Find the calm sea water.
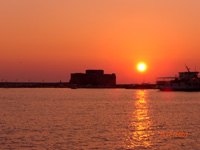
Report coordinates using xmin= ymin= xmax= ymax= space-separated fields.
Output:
xmin=0 ymin=88 xmax=199 ymax=150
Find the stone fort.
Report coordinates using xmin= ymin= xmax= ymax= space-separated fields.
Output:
xmin=69 ymin=70 xmax=116 ymax=87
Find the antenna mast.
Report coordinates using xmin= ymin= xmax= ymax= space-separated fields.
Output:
xmin=185 ymin=64 xmax=190 ymax=72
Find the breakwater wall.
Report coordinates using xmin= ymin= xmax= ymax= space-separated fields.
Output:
xmin=0 ymin=82 xmax=70 ymax=88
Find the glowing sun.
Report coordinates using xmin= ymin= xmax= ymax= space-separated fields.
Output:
xmin=137 ymin=63 xmax=146 ymax=72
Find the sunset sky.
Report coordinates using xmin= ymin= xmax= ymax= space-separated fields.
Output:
xmin=1 ymin=0 xmax=200 ymax=83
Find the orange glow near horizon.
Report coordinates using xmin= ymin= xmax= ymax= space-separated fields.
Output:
xmin=1 ymin=1 xmax=200 ymax=83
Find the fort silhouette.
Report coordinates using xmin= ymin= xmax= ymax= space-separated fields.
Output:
xmin=70 ymin=70 xmax=116 ymax=87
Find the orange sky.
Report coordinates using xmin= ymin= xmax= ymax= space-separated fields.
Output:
xmin=1 ymin=0 xmax=200 ymax=83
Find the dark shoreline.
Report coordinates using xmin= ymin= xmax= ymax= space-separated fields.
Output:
xmin=0 ymin=82 xmax=69 ymax=88
xmin=0 ymin=82 xmax=157 ymax=89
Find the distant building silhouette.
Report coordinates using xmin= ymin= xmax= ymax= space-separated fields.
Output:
xmin=69 ymin=70 xmax=116 ymax=87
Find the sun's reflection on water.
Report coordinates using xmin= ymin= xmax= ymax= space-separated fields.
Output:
xmin=125 ymin=90 xmax=154 ymax=149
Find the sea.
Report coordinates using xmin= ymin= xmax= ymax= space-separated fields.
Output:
xmin=0 ymin=88 xmax=199 ymax=150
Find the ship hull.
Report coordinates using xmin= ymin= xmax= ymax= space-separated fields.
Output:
xmin=158 ymin=85 xmax=200 ymax=91
xmin=159 ymin=87 xmax=200 ymax=91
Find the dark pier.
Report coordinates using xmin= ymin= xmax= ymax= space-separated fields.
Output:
xmin=0 ymin=82 xmax=70 ymax=88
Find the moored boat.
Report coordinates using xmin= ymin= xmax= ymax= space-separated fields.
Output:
xmin=157 ymin=65 xmax=200 ymax=91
